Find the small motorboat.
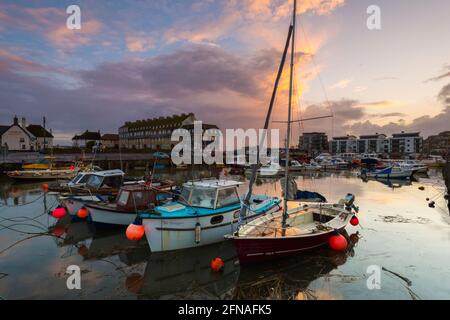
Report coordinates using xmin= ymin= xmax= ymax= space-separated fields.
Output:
xmin=303 ymin=161 xmax=322 ymax=171
xmin=360 ymin=166 xmax=413 ymax=180
xmin=397 ymin=160 xmax=428 ymax=174
xmin=85 ymin=184 xmax=171 ymax=225
xmin=245 ymin=161 xmax=284 ymax=176
xmin=138 ymin=179 xmax=282 ymax=252
xmin=57 ymin=169 xmax=129 ymax=215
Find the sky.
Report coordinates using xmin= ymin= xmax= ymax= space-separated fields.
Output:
xmin=1 ymin=0 xmax=450 ymax=146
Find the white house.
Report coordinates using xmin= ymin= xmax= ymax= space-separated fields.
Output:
xmin=0 ymin=116 xmax=34 ymax=151
xmin=0 ymin=116 xmax=54 ymax=151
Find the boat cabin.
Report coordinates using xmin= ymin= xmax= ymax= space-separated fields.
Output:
xmin=116 ymin=185 xmax=158 ymax=211
xmin=84 ymin=169 xmax=125 ymax=189
xmin=178 ymin=180 xmax=243 ymax=209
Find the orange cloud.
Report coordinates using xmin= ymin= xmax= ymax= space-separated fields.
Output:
xmin=126 ymin=35 xmax=155 ymax=52
xmin=47 ymin=20 xmax=102 ymax=51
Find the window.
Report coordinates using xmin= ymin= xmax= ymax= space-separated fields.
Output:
xmin=117 ymin=190 xmax=130 ymax=206
xmin=190 ymin=188 xmax=216 ymax=208
xmin=20 ymin=138 xmax=25 ymax=143
xmin=216 ymin=188 xmax=240 ymax=208
xmin=211 ymin=215 xmax=224 ymax=225
xmin=86 ymin=175 xmax=103 ymax=188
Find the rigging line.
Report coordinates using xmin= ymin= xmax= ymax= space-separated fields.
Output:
xmin=298 ymin=18 xmax=334 ymax=139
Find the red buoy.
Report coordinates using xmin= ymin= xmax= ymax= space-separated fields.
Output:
xmin=41 ymin=183 xmax=49 ymax=192
xmin=52 ymin=206 xmax=66 ymax=219
xmin=52 ymin=226 xmax=66 ymax=237
xmin=77 ymin=207 xmax=89 ymax=218
xmin=350 ymin=215 xmax=359 ymax=226
xmin=211 ymin=257 xmax=224 ymax=272
xmin=69 ymin=165 xmax=75 ymax=171
xmin=329 ymin=233 xmax=348 ymax=251
xmin=126 ymin=223 xmax=145 ymax=241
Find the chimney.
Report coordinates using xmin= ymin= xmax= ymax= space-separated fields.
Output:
xmin=21 ymin=117 xmax=26 ymax=128
xmin=13 ymin=115 xmax=18 ymax=125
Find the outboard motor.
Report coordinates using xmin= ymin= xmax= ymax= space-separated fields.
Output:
xmin=344 ymin=193 xmax=358 ymax=213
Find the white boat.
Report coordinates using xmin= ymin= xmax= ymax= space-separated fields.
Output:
xmin=397 ymin=160 xmax=428 ymax=174
xmin=421 ymin=155 xmax=446 ymax=166
xmin=303 ymin=161 xmax=322 ymax=171
xmin=360 ymin=166 xmax=413 ymax=179
xmin=246 ymin=161 xmax=284 ymax=176
xmin=58 ymin=169 xmax=127 ymax=216
xmin=139 ymin=179 xmax=282 ymax=252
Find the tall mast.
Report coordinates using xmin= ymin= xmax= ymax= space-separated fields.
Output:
xmin=282 ymin=0 xmax=297 ymax=229
xmin=238 ymin=22 xmax=293 ymax=224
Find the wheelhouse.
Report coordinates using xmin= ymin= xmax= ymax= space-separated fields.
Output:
xmin=178 ymin=180 xmax=242 ymax=210
xmin=85 ymin=169 xmax=125 ymax=189
xmin=116 ymin=185 xmax=158 ymax=211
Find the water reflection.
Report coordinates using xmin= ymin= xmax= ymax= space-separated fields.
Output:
xmin=1 ymin=168 xmax=449 ymax=299
xmin=234 ymin=231 xmax=358 ymax=300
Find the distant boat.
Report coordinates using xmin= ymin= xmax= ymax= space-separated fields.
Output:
xmin=360 ymin=166 xmax=413 ymax=180
xmin=7 ymin=168 xmax=78 ymax=181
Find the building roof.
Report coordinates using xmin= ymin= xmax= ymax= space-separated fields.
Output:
xmin=120 ymin=113 xmax=194 ymax=130
xmin=302 ymin=132 xmax=327 ymax=135
xmin=72 ymin=130 xmax=101 ymax=140
xmin=392 ymin=132 xmax=420 ymax=138
xmin=26 ymin=124 xmax=53 ymax=138
xmin=359 ymin=134 xmax=387 ymax=139
xmin=333 ymin=135 xmax=357 ymax=140
xmin=181 ymin=123 xmax=219 ymax=130
xmin=101 ymin=134 xmax=119 ymax=141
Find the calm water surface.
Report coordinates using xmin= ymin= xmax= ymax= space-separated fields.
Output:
xmin=0 ymin=169 xmax=449 ymax=300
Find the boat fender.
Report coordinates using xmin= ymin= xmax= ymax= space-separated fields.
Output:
xmin=195 ymin=222 xmax=201 ymax=244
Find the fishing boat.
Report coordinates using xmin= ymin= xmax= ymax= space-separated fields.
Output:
xmin=226 ymin=0 xmax=358 ymax=265
xmin=139 ymin=179 xmax=282 ymax=252
xmin=84 ymin=184 xmax=171 ymax=225
xmin=360 ymin=166 xmax=413 ymax=180
xmin=58 ymin=169 xmax=128 ymax=215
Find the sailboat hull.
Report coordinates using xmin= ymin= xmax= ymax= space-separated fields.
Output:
xmin=231 ymin=227 xmax=345 ymax=265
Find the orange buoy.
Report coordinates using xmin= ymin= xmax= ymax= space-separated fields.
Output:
xmin=41 ymin=183 xmax=49 ymax=192
xmin=211 ymin=257 xmax=224 ymax=272
xmin=350 ymin=215 xmax=359 ymax=226
xmin=77 ymin=207 xmax=89 ymax=218
xmin=78 ymin=245 xmax=89 ymax=258
xmin=126 ymin=223 xmax=145 ymax=241
xmin=52 ymin=206 xmax=66 ymax=219
xmin=329 ymin=232 xmax=347 ymax=251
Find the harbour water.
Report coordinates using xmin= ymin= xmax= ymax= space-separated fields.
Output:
xmin=0 ymin=169 xmax=449 ymax=300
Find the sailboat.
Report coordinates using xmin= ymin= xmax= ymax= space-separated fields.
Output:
xmin=226 ymin=0 xmax=359 ymax=265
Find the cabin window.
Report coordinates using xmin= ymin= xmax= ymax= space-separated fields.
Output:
xmin=210 ymin=215 xmax=224 ymax=225
xmin=179 ymin=187 xmax=192 ymax=205
xmin=86 ymin=175 xmax=103 ymax=188
xmin=190 ymin=188 xmax=216 ymax=208
xmin=117 ymin=190 xmax=130 ymax=206
xmin=216 ymin=188 xmax=240 ymax=208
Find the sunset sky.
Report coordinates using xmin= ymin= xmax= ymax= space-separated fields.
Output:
xmin=1 ymin=0 xmax=450 ymax=145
